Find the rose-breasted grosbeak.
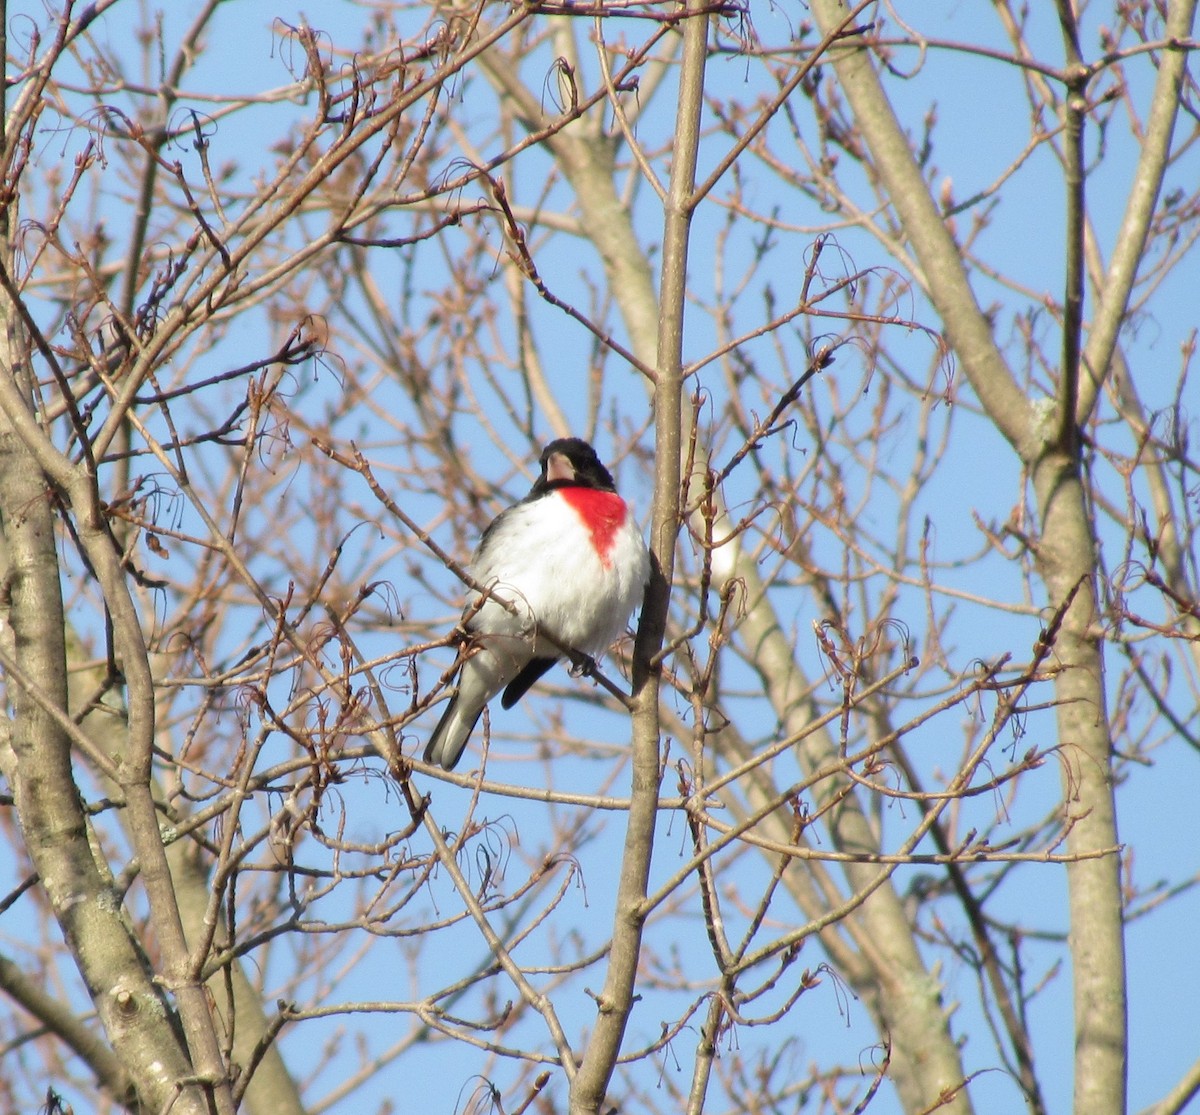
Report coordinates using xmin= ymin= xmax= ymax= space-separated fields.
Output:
xmin=423 ymin=438 xmax=650 ymax=771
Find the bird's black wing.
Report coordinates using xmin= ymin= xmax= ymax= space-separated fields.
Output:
xmin=500 ymin=656 xmax=558 ymax=709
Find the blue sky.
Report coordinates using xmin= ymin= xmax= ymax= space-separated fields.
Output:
xmin=2 ymin=1 xmax=1197 ymax=1113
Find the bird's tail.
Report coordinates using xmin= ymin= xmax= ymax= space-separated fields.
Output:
xmin=423 ymin=693 xmax=483 ymax=771
xmin=423 ymin=640 xmax=527 ymax=771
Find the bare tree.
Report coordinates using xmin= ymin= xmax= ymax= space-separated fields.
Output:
xmin=1 ymin=2 xmax=1197 ymax=1115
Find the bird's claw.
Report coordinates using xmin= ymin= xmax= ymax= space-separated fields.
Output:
xmin=567 ymin=653 xmax=597 ymax=679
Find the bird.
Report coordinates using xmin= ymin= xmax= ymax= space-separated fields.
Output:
xmin=423 ymin=438 xmax=650 ymax=771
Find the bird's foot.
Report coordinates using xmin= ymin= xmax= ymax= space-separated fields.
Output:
xmin=566 ymin=652 xmax=597 ymax=679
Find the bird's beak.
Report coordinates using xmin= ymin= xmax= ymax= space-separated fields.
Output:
xmin=546 ymin=451 xmax=575 ymax=484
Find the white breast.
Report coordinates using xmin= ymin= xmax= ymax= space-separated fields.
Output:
xmin=470 ymin=492 xmax=648 ymax=657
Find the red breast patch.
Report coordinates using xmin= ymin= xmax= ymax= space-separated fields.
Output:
xmin=560 ymin=488 xmax=627 ymax=567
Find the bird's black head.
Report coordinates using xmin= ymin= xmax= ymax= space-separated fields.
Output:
xmin=533 ymin=437 xmax=616 ymax=495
